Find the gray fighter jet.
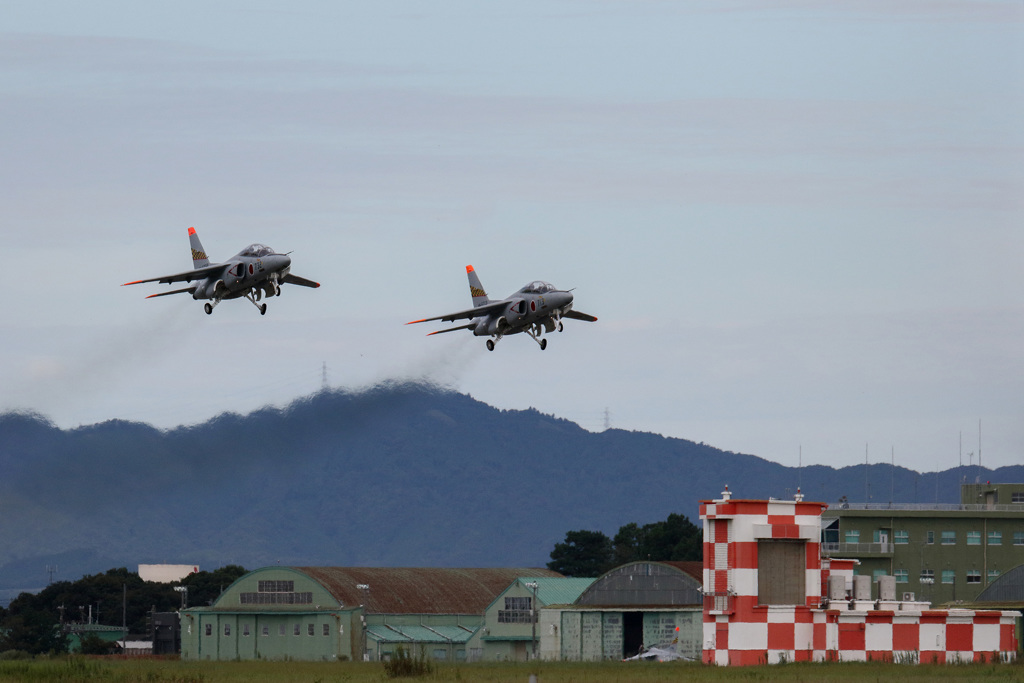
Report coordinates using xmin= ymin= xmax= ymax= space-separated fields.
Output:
xmin=122 ymin=227 xmax=320 ymax=315
xmin=407 ymin=265 xmax=597 ymax=351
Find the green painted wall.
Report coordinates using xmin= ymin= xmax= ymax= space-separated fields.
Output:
xmin=180 ymin=567 xmax=359 ymax=661
xmin=833 ymin=508 xmax=1024 ymax=604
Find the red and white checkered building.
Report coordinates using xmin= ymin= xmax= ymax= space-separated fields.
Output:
xmin=701 ymin=487 xmax=1018 ymax=665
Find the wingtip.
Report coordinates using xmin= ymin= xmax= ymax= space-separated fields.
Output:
xmin=122 ymin=280 xmax=141 ymax=286
xmin=188 ymin=226 xmax=196 ymax=235
xmin=466 ymin=264 xmax=474 ymax=273
xmin=406 ymin=319 xmax=426 ymax=325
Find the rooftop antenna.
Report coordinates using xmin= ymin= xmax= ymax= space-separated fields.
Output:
xmin=890 ymin=446 xmax=895 ymax=505
xmin=864 ymin=443 xmax=870 ymax=502
xmin=978 ymin=418 xmax=982 ymax=467
xmin=798 ymin=445 xmax=802 ymax=491
xmin=46 ymin=565 xmax=57 ymax=585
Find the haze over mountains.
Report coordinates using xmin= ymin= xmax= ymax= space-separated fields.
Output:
xmin=2 ymin=383 xmax=1020 ymax=595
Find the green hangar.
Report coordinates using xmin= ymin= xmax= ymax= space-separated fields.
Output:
xmin=180 ymin=566 xmax=559 ymax=661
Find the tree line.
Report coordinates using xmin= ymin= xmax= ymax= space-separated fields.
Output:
xmin=0 ymin=565 xmax=246 ymax=655
xmin=546 ymin=512 xmax=701 ymax=577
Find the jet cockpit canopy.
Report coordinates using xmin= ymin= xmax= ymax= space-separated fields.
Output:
xmin=520 ymin=281 xmax=556 ymax=294
xmin=241 ymin=244 xmax=274 ymax=257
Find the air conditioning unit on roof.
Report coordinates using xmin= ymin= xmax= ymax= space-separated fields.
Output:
xmin=902 ymin=592 xmax=915 ymax=601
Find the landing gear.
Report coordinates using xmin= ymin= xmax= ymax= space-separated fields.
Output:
xmin=204 ymin=303 xmax=213 ymax=315
xmin=557 ymin=321 xmax=564 ymax=332
xmin=244 ymin=289 xmax=268 ymax=315
xmin=486 ymin=339 xmax=495 ymax=351
xmin=526 ymin=326 xmax=547 ymax=350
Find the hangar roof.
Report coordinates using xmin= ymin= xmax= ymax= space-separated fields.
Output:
xmin=295 ymin=567 xmax=561 ymax=615
xmin=575 ymin=561 xmax=703 ymax=607
xmin=366 ymin=623 xmax=475 ymax=644
xmin=511 ymin=577 xmax=595 ymax=606
xmin=975 ymin=563 xmax=1024 ymax=603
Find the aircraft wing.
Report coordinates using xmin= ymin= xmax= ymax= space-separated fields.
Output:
xmin=426 ymin=323 xmax=476 ymax=336
xmin=145 ymin=286 xmax=197 ymax=299
xmin=122 ymin=263 xmax=224 ymax=286
xmin=407 ymin=300 xmax=508 ymax=325
xmin=282 ymin=273 xmax=321 ymax=288
xmin=564 ymin=309 xmax=598 ymax=322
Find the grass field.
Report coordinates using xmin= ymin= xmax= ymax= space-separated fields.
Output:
xmin=0 ymin=658 xmax=1022 ymax=683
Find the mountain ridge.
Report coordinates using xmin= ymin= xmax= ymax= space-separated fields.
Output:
xmin=2 ymin=382 xmax=1020 ymax=592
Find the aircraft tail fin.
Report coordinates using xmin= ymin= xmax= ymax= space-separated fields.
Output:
xmin=188 ymin=227 xmax=210 ymax=268
xmin=466 ymin=265 xmax=488 ymax=307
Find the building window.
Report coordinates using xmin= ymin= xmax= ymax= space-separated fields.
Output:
xmin=988 ymin=530 xmax=1002 ymax=545
xmin=258 ymin=580 xmax=295 ymax=592
xmin=926 ymin=531 xmax=934 ymax=545
xmin=894 ymin=569 xmax=908 ymax=584
xmin=498 ymin=596 xmax=535 ymax=624
xmin=293 ymin=624 xmax=300 ymax=636
xmin=894 ymin=530 xmax=909 ymax=544
xmin=240 ymin=591 xmax=313 ymax=605
xmin=988 ymin=569 xmax=1000 ymax=582
xmin=323 ymin=623 xmax=330 ymax=636
xmin=845 ymin=530 xmax=860 ymax=544
xmin=242 ymin=623 xmax=250 ymax=636
xmin=942 ymin=570 xmax=955 ymax=584
xmin=279 ymin=624 xmax=285 ymax=636
xmin=757 ymin=540 xmax=806 ymax=605
xmin=433 ymin=649 xmax=448 ymax=661
xmin=920 ymin=569 xmax=934 ymax=584
xmin=1015 ymin=531 xmax=1024 ymax=546
xmin=941 ymin=531 xmax=955 ymax=545
xmin=262 ymin=626 xmax=269 ymax=636
xmin=966 ymin=571 xmax=981 ymax=584
xmin=967 ymin=531 xmax=981 ymax=546
xmin=308 ymin=623 xmax=315 ymax=636
xmin=1012 ymin=492 xmax=1024 ymax=503
xmin=872 ymin=569 xmax=886 ymax=584
xmin=205 ymin=624 xmax=212 ymax=637
xmin=224 ymin=624 xmax=231 ymax=636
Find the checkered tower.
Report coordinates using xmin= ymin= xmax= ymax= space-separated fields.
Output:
xmin=701 ymin=486 xmax=828 ymax=665
xmin=700 ymin=487 xmax=1018 ymax=666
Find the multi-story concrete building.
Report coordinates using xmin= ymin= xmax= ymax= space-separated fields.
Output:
xmin=822 ymin=482 xmax=1024 ymax=605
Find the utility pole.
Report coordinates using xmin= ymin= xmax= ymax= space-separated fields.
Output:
xmin=525 ymin=581 xmax=539 ymax=660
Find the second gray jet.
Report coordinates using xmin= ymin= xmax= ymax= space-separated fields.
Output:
xmin=407 ymin=265 xmax=597 ymax=351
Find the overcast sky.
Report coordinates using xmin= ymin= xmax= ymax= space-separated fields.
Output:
xmin=2 ymin=1 xmax=1022 ymax=474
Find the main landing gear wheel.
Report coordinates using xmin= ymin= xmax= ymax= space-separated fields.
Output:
xmin=204 ymin=303 xmax=213 ymax=315
xmin=540 ymin=338 xmax=547 ymax=350
xmin=260 ymin=303 xmax=267 ymax=315
xmin=486 ymin=339 xmax=495 ymax=351
xmin=557 ymin=321 xmax=564 ymax=332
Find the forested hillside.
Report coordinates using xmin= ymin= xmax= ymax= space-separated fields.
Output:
xmin=2 ymin=383 xmax=1019 ymax=593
